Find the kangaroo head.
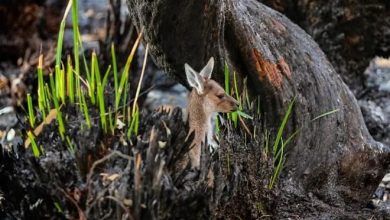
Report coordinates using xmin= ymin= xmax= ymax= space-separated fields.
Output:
xmin=185 ymin=57 xmax=239 ymax=114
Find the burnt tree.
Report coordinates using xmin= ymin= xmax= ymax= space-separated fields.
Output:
xmin=258 ymin=0 xmax=390 ymax=93
xmin=127 ymin=0 xmax=390 ymax=217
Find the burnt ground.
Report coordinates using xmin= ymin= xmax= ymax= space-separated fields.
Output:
xmin=0 ymin=0 xmax=390 ymax=219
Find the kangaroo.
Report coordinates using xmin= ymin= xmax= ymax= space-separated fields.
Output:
xmin=185 ymin=57 xmax=239 ymax=169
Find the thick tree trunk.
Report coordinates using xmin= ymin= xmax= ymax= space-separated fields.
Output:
xmin=127 ymin=0 xmax=390 ymax=216
xmin=258 ymin=0 xmax=390 ymax=94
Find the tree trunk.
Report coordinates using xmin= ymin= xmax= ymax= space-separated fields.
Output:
xmin=257 ymin=0 xmax=390 ymax=94
xmin=127 ymin=0 xmax=390 ymax=217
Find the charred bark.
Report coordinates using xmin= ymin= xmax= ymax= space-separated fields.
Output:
xmin=258 ymin=0 xmax=390 ymax=93
xmin=127 ymin=0 xmax=390 ymax=217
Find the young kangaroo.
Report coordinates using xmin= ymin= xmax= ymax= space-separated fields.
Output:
xmin=185 ymin=57 xmax=239 ymax=169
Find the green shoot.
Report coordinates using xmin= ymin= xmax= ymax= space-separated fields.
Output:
xmin=54 ymin=202 xmax=63 ymax=213
xmin=88 ymin=52 xmax=97 ymax=104
xmin=233 ymin=71 xmax=240 ymax=104
xmin=66 ymin=55 xmax=74 ymax=103
xmin=122 ymin=80 xmax=129 ymax=117
xmin=272 ymin=97 xmax=295 ymax=155
xmin=269 ymin=138 xmax=285 ymax=189
xmin=79 ymin=86 xmax=91 ymax=128
xmin=55 ymin=1 xmax=71 ymax=67
xmin=65 ymin=136 xmax=75 ymax=153
xmin=115 ymin=31 xmax=143 ymax=111
xmin=312 ymin=109 xmax=339 ymax=122
xmin=224 ymin=62 xmax=231 ymax=120
xmin=71 ymin=0 xmax=81 ymax=100
xmin=268 ymin=97 xmax=295 ymax=189
xmin=94 ymin=53 xmax=107 ymax=132
xmin=59 ymin=66 xmax=66 ymax=103
xmin=111 ymin=44 xmax=118 ymax=102
xmin=102 ymin=65 xmax=112 ymax=89
xmin=224 ymin=62 xmax=230 ymax=95
xmin=49 ymin=74 xmax=65 ymax=139
xmin=236 ymin=110 xmax=253 ymax=119
xmin=127 ymin=104 xmax=139 ymax=138
xmin=27 ymin=94 xmax=35 ymax=127
xmin=37 ymin=54 xmax=47 ymax=119
xmin=27 ymin=131 xmax=41 ymax=157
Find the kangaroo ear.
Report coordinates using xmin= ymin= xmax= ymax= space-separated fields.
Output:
xmin=199 ymin=57 xmax=214 ymax=80
xmin=185 ymin=63 xmax=204 ymax=94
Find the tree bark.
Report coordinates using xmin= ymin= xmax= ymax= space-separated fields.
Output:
xmin=257 ymin=0 xmax=390 ymax=94
xmin=127 ymin=0 xmax=390 ymax=216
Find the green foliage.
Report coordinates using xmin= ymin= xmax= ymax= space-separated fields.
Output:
xmin=27 ymin=131 xmax=41 ymax=157
xmin=268 ymin=97 xmax=295 ymax=189
xmin=115 ymin=32 xmax=143 ymax=111
xmin=27 ymin=0 xmax=146 ymax=154
xmin=27 ymin=94 xmax=35 ymax=127
xmin=49 ymin=73 xmax=65 ymax=139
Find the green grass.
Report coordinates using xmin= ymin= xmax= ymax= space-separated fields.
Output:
xmin=267 ymin=100 xmax=339 ymax=189
xmin=221 ymin=63 xmax=298 ymax=189
xmin=26 ymin=0 xmax=145 ymax=156
xmin=268 ymin=98 xmax=295 ymax=189
xmin=223 ymin=63 xmax=253 ymax=128
xmin=49 ymin=73 xmax=65 ymax=139
xmin=27 ymin=131 xmax=41 ymax=157
xmin=27 ymin=93 xmax=35 ymax=127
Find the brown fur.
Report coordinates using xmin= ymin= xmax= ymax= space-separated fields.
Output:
xmin=187 ymin=79 xmax=238 ymax=168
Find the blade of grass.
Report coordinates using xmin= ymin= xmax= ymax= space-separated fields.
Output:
xmin=311 ymin=109 xmax=339 ymax=122
xmin=37 ymin=54 xmax=47 ymax=119
xmin=71 ymin=0 xmax=81 ymax=101
xmin=224 ymin=62 xmax=231 ymax=120
xmin=102 ymin=65 xmax=112 ymax=89
xmin=88 ymin=51 xmax=96 ymax=104
xmin=236 ymin=110 xmax=253 ymax=119
xmin=49 ymin=74 xmax=65 ymax=139
xmin=132 ymin=44 xmax=149 ymax=114
xmin=111 ymin=43 xmax=118 ymax=102
xmin=115 ymin=30 xmax=143 ymax=110
xmin=269 ymin=138 xmax=285 ymax=189
xmin=224 ymin=62 xmax=230 ymax=95
xmin=95 ymin=56 xmax=106 ymax=132
xmin=27 ymin=131 xmax=41 ymax=157
xmin=66 ymin=55 xmax=74 ymax=103
xmin=27 ymin=93 xmax=35 ymax=127
xmin=65 ymin=136 xmax=75 ymax=153
xmin=273 ymin=97 xmax=295 ymax=155
xmin=55 ymin=1 xmax=72 ymax=66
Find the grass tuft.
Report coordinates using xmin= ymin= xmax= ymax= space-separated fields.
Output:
xmin=268 ymin=97 xmax=295 ymax=189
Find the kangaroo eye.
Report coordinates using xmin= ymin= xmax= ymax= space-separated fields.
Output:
xmin=216 ymin=94 xmax=224 ymax=99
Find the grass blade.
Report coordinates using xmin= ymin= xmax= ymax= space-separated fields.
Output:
xmin=115 ymin=30 xmax=143 ymax=111
xmin=311 ymin=109 xmax=339 ymax=122
xmin=273 ymin=97 xmax=295 ymax=155
xmin=27 ymin=93 xmax=35 ymax=127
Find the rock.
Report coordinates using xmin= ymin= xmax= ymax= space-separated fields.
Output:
xmin=364 ymin=57 xmax=390 ymax=91
xmin=0 ymin=106 xmax=17 ymax=129
xmin=359 ymin=100 xmax=388 ymax=142
xmin=144 ymin=84 xmax=188 ymax=111
xmin=383 ymin=173 xmax=390 ymax=183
